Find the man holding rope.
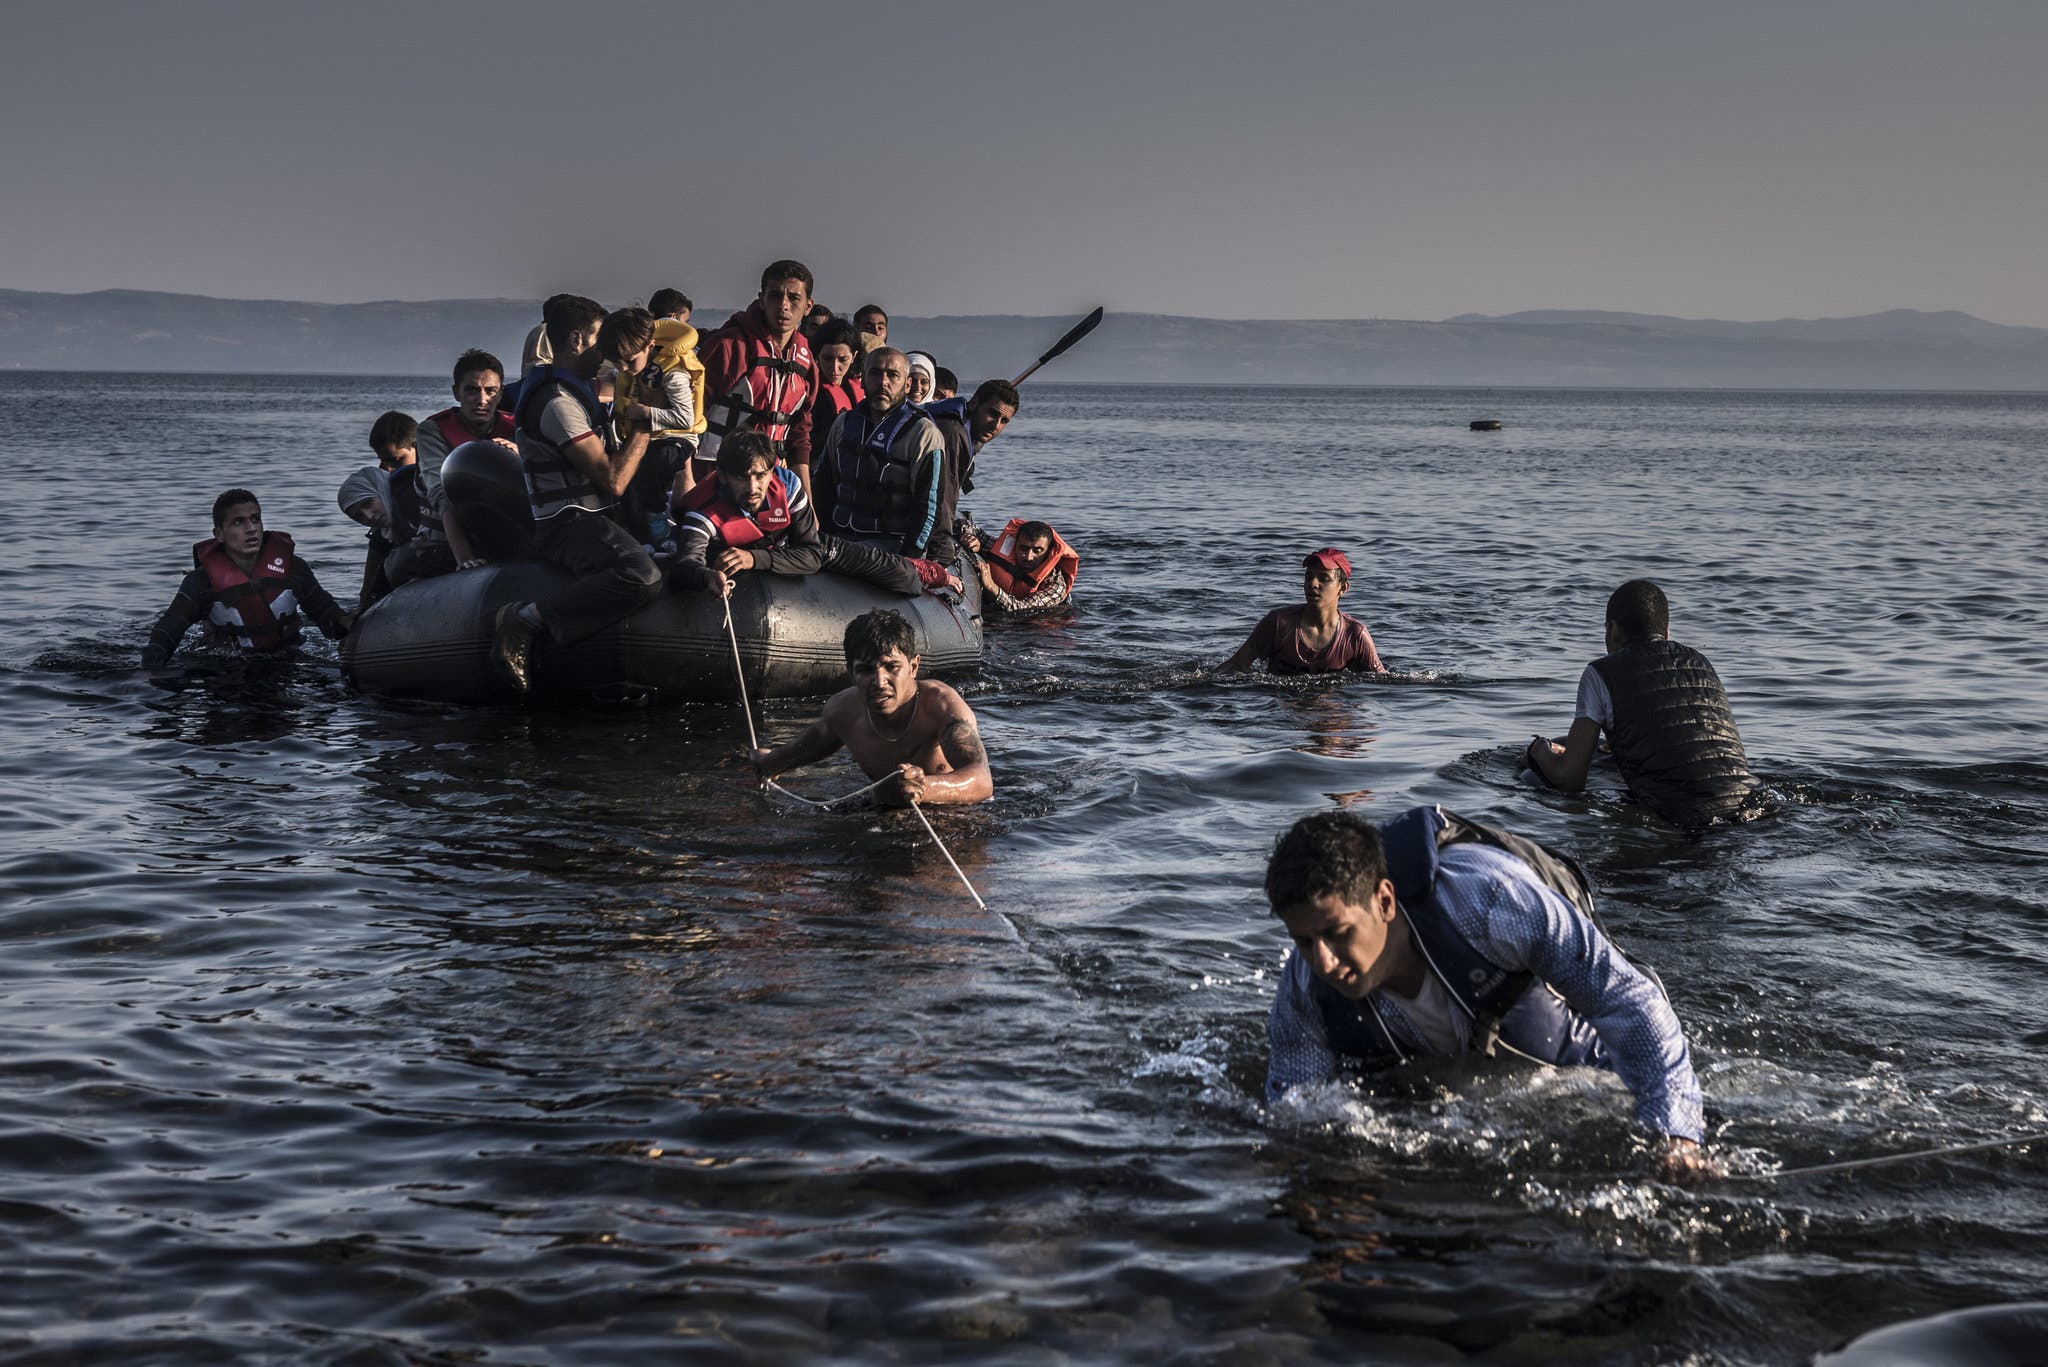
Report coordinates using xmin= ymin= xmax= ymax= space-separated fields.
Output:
xmin=743 ymin=609 xmax=993 ymax=807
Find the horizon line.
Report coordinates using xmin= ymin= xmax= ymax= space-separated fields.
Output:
xmin=3 ymin=284 xmax=2044 ymax=333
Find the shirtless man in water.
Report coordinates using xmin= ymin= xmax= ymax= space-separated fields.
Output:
xmin=744 ymin=608 xmax=993 ymax=807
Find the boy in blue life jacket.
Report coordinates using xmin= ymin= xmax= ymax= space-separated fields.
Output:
xmin=1261 ymin=805 xmax=1719 ymax=1182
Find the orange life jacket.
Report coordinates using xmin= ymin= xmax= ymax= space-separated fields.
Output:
xmin=984 ymin=519 xmax=1078 ymax=600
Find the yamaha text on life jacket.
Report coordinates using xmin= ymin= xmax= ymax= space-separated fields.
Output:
xmin=676 ymin=466 xmax=798 ymax=549
xmin=193 ymin=531 xmax=301 ymax=652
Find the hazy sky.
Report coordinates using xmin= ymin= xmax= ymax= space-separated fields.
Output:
xmin=4 ymin=1 xmax=2044 ymax=323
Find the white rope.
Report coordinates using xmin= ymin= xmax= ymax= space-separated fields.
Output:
xmin=762 ymin=773 xmax=898 ymax=809
xmin=1720 ymin=1128 xmax=2048 ymax=1184
xmin=907 ymin=798 xmax=987 ymax=909
xmin=722 ymin=594 xmax=759 ymax=752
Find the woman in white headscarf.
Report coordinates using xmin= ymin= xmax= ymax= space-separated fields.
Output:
xmin=904 ymin=351 xmax=938 ymax=405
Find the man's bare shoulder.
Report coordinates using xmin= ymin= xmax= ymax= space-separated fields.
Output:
xmin=819 ymin=686 xmax=863 ymax=733
xmin=918 ymin=679 xmax=976 ymax=722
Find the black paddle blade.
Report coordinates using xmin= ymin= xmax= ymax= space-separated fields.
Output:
xmin=1037 ymin=306 xmax=1104 ymax=365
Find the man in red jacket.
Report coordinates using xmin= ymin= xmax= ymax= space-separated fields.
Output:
xmin=696 ymin=260 xmax=821 ymax=498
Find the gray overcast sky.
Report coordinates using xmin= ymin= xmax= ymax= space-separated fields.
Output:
xmin=4 ymin=0 xmax=2044 ymax=323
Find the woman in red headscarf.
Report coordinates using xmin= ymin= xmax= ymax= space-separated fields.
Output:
xmin=1221 ymin=548 xmax=1385 ymax=674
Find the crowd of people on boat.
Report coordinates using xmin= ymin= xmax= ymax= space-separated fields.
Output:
xmin=142 ymin=259 xmax=1775 ymax=1182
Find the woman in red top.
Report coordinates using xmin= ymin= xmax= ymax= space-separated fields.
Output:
xmin=1221 ymin=548 xmax=1385 ymax=675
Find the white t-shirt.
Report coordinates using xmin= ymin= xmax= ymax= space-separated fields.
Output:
xmin=1381 ymin=970 xmax=1462 ymax=1055
xmin=1574 ymin=663 xmax=1614 ymax=730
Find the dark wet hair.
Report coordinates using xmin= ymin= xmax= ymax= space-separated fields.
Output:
xmin=843 ymin=609 xmax=917 ymax=668
xmin=453 ymin=348 xmax=504 ymax=388
xmin=647 ymin=288 xmax=692 ymax=318
xmin=970 ymin=378 xmax=1020 ymax=412
xmin=1016 ymin=520 xmax=1055 ymax=546
xmin=212 ymin=488 xmax=260 ymax=528
xmin=933 ymin=366 xmax=958 ymax=396
xmin=542 ymin=294 xmax=606 ymax=354
xmin=717 ymin=431 xmax=777 ymax=478
xmin=1265 ymin=811 xmax=1390 ymax=913
xmin=598 ymin=307 xmax=656 ymax=365
xmin=853 ymin=303 xmax=887 ymax=328
xmin=760 ymin=260 xmax=814 ymax=297
xmin=1606 ymin=578 xmax=1669 ymax=642
xmin=369 ymin=410 xmax=416 ymax=452
xmin=814 ymin=320 xmax=859 ymax=352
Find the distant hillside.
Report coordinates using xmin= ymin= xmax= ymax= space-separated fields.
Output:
xmin=3 ymin=289 xmax=2046 ymax=389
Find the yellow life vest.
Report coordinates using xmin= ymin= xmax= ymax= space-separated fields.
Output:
xmin=622 ymin=318 xmax=708 ymax=439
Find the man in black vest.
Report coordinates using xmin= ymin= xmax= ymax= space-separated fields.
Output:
xmin=1527 ymin=579 xmax=1761 ymax=827
xmin=812 ymin=347 xmax=957 ymax=565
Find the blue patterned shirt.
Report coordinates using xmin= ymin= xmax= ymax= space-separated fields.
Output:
xmin=1265 ymin=843 xmax=1705 ymax=1141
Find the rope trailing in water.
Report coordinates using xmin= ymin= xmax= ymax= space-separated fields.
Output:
xmin=722 ymin=594 xmax=987 ymax=908
xmin=722 ymin=594 xmax=759 ymax=752
xmin=761 ymin=774 xmax=986 ymax=907
xmin=763 ymin=774 xmax=897 ymax=809
xmin=1721 ymin=1128 xmax=2048 ymax=1184
xmin=906 ymin=799 xmax=988 ymax=910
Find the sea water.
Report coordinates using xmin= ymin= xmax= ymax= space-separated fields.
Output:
xmin=2 ymin=375 xmax=2045 ymax=1363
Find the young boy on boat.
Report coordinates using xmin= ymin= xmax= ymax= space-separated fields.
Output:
xmin=743 ymin=609 xmax=993 ymax=807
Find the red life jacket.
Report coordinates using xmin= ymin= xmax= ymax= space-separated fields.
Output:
xmin=985 ymin=519 xmax=1079 ymax=600
xmin=808 ymin=379 xmax=863 ymax=461
xmin=429 ymin=407 xmax=514 ymax=453
xmin=193 ymin=531 xmax=299 ymax=651
xmin=700 ymin=303 xmax=817 ymax=460
xmin=677 ymin=469 xmax=795 ymax=549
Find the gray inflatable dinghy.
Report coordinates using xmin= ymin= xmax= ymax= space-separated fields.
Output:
xmin=343 ymin=441 xmax=982 ymax=705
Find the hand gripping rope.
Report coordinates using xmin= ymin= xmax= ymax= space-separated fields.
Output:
xmin=723 ymin=596 xmax=986 ymax=909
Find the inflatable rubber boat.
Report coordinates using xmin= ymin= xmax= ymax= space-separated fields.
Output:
xmin=343 ymin=442 xmax=982 ymax=705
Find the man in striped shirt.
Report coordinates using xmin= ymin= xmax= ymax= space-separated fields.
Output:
xmin=1262 ymin=806 xmax=1718 ymax=1182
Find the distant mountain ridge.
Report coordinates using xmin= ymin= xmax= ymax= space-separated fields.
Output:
xmin=3 ymin=288 xmax=2045 ymax=389
xmin=1447 ymin=307 xmax=2048 ymax=348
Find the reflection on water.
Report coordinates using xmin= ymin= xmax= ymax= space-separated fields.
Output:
xmin=2 ymin=376 xmax=2046 ymax=1362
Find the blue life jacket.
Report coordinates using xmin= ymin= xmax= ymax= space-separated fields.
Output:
xmin=922 ymin=395 xmax=977 ymax=493
xmin=1312 ymin=805 xmax=1614 ymax=1073
xmin=825 ymin=398 xmax=937 ymax=542
xmin=920 ymin=395 xmax=968 ymax=425
xmin=514 ymin=364 xmax=615 ymax=519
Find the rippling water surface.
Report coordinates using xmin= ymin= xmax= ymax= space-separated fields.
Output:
xmin=4 ymin=374 xmax=2046 ymax=1363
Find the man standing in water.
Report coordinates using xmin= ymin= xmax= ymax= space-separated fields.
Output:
xmin=1220 ymin=549 xmax=1385 ymax=674
xmin=1261 ymin=806 xmax=1716 ymax=1181
xmin=144 ymin=489 xmax=352 ymax=668
xmin=744 ymin=609 xmax=992 ymax=807
xmin=1526 ymin=579 xmax=1761 ymax=827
